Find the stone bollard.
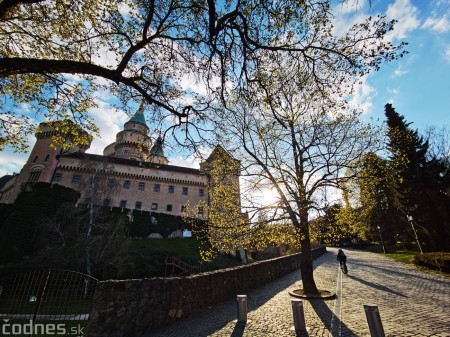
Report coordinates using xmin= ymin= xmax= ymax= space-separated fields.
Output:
xmin=291 ymin=299 xmax=306 ymax=332
xmin=364 ymin=304 xmax=385 ymax=337
xmin=237 ymin=295 xmax=248 ymax=322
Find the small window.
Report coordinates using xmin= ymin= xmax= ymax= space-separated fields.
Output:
xmin=138 ymin=182 xmax=145 ymax=191
xmin=123 ymin=181 xmax=131 ymax=189
xmin=166 ymin=204 xmax=173 ymax=212
xmin=182 ymin=187 xmax=188 ymax=195
xmin=154 ymin=184 xmax=160 ymax=192
xmin=151 ymin=203 xmax=158 ymax=211
xmin=72 ymin=175 xmax=81 ymax=184
xmin=32 ymin=155 xmax=39 ymax=163
xmin=181 ymin=205 xmax=187 ymax=212
xmin=124 ymin=149 xmax=129 ymax=155
xmin=135 ymin=201 xmax=142 ymax=210
xmin=198 ymin=206 xmax=204 ymax=215
xmin=168 ymin=185 xmax=174 ymax=193
xmin=120 ymin=200 xmax=127 ymax=208
xmin=53 ymin=173 xmax=62 ymax=183
xmin=108 ymin=179 xmax=116 ymax=188
xmin=199 ymin=189 xmax=204 ymax=197
xmin=44 ymin=154 xmax=50 ymax=163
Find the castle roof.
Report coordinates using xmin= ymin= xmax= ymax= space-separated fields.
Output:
xmin=150 ymin=137 xmax=166 ymax=158
xmin=127 ymin=111 xmax=148 ymax=127
xmin=58 ymin=152 xmax=200 ymax=175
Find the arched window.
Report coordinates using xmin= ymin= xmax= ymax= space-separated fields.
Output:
xmin=28 ymin=166 xmax=43 ymax=183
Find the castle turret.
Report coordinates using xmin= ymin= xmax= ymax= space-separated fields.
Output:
xmin=148 ymin=136 xmax=169 ymax=165
xmin=105 ymin=104 xmax=152 ymax=161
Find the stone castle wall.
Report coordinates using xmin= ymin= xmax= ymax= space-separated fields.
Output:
xmin=86 ymin=246 xmax=326 ymax=337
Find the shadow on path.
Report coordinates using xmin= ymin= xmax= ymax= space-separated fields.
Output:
xmin=347 ymin=274 xmax=407 ymax=298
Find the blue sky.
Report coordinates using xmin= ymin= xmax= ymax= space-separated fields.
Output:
xmin=0 ymin=0 xmax=449 ymax=177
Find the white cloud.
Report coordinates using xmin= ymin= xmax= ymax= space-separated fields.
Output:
xmin=386 ymin=0 xmax=420 ymax=40
xmin=332 ymin=1 xmax=370 ymax=37
xmin=393 ymin=65 xmax=409 ymax=77
xmin=0 ymin=151 xmax=28 ymax=176
xmin=446 ymin=45 xmax=450 ymax=62
xmin=86 ymin=98 xmax=129 ymax=155
xmin=347 ymin=75 xmax=377 ymax=114
xmin=387 ymin=87 xmax=400 ymax=95
xmin=422 ymin=15 xmax=450 ymax=33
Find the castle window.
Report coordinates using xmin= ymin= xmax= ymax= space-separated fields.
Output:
xmin=199 ymin=189 xmax=204 ymax=197
xmin=72 ymin=175 xmax=81 ymax=184
xmin=138 ymin=182 xmax=145 ymax=191
xmin=120 ymin=200 xmax=127 ymax=208
xmin=181 ymin=205 xmax=186 ymax=212
xmin=32 ymin=156 xmax=39 ymax=163
xmin=168 ymin=185 xmax=174 ymax=193
xmin=108 ymin=179 xmax=116 ymax=188
xmin=151 ymin=203 xmax=158 ymax=210
xmin=135 ymin=201 xmax=142 ymax=210
xmin=44 ymin=154 xmax=50 ymax=163
xmin=154 ymin=184 xmax=160 ymax=192
xmin=166 ymin=204 xmax=172 ymax=212
xmin=53 ymin=173 xmax=62 ymax=183
xmin=182 ymin=187 xmax=188 ymax=195
xmin=124 ymin=149 xmax=129 ymax=155
xmin=28 ymin=168 xmax=42 ymax=183
xmin=123 ymin=180 xmax=131 ymax=189
xmin=198 ymin=207 xmax=204 ymax=215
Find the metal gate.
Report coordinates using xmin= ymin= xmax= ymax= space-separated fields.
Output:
xmin=0 ymin=270 xmax=98 ymax=336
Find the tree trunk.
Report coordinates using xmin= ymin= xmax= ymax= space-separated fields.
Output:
xmin=298 ymin=215 xmax=319 ymax=294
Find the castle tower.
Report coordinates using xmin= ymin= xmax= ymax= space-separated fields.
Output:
xmin=104 ymin=104 xmax=152 ymax=161
xmin=1 ymin=121 xmax=91 ymax=203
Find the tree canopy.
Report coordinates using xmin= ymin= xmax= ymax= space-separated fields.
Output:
xmin=0 ymin=0 xmax=405 ymax=151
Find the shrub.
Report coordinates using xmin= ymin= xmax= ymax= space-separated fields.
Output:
xmin=413 ymin=252 xmax=450 ymax=273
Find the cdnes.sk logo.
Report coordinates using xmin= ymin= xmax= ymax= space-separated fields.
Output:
xmin=1 ymin=319 xmax=84 ymax=336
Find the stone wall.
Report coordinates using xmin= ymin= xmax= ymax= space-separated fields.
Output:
xmin=86 ymin=246 xmax=326 ymax=337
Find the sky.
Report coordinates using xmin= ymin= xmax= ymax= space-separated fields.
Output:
xmin=0 ymin=0 xmax=449 ymax=178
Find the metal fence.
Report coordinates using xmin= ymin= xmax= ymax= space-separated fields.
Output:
xmin=0 ymin=270 xmax=98 ymax=336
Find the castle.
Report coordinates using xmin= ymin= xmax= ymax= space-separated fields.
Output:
xmin=0 ymin=109 xmax=241 ymax=217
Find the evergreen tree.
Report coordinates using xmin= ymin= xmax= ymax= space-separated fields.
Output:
xmin=385 ymin=104 xmax=450 ymax=251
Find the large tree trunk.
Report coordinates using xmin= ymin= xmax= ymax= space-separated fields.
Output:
xmin=298 ymin=215 xmax=319 ymax=294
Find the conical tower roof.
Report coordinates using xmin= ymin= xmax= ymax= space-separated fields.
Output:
xmin=150 ymin=136 xmax=166 ymax=157
xmin=127 ymin=102 xmax=148 ymax=127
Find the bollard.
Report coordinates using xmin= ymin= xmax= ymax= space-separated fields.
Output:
xmin=364 ymin=305 xmax=385 ymax=337
xmin=291 ymin=299 xmax=306 ymax=332
xmin=236 ymin=295 xmax=248 ymax=322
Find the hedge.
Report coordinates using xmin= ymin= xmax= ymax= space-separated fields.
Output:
xmin=413 ymin=252 xmax=450 ymax=273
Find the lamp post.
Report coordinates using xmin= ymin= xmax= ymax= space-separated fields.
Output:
xmin=407 ymin=215 xmax=423 ymax=254
xmin=376 ymin=225 xmax=387 ymax=254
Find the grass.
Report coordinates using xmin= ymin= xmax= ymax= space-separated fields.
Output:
xmin=364 ymin=244 xmax=417 ymax=265
xmin=128 ymin=237 xmax=202 ymax=261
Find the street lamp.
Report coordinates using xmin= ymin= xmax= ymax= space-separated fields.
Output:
xmin=407 ymin=215 xmax=423 ymax=254
xmin=376 ymin=225 xmax=387 ymax=254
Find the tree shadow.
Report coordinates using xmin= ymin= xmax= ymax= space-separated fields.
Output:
xmin=347 ymin=274 xmax=407 ymax=297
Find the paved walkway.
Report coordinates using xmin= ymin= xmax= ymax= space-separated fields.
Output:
xmin=142 ymin=247 xmax=450 ymax=337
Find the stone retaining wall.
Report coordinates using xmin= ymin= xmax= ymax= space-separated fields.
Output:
xmin=86 ymin=246 xmax=326 ymax=337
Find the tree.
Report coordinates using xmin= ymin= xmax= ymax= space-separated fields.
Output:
xmin=213 ymin=59 xmax=388 ymax=294
xmin=72 ymin=156 xmax=128 ymax=278
xmin=0 ymin=0 xmax=405 ymax=151
xmin=385 ymin=104 xmax=450 ymax=251
xmin=356 ymin=153 xmax=407 ymax=245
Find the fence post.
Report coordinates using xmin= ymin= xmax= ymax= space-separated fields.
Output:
xmin=364 ymin=304 xmax=385 ymax=337
xmin=291 ymin=299 xmax=306 ymax=332
xmin=237 ymin=295 xmax=248 ymax=322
